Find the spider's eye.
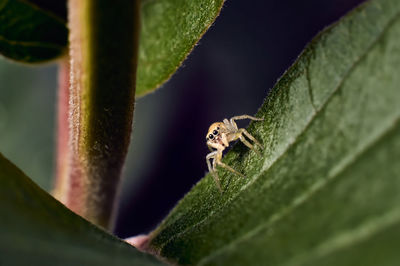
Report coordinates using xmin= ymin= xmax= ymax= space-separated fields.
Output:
xmin=217 ymin=127 xmax=220 ymax=130
xmin=209 ymin=134 xmax=214 ymax=139
xmin=213 ymin=130 xmax=218 ymax=135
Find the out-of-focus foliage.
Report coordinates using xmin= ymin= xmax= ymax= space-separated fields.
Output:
xmin=0 ymin=0 xmax=225 ymax=96
xmin=0 ymin=152 xmax=164 ymax=266
xmin=0 ymin=0 xmax=67 ymax=62
xmin=0 ymin=61 xmax=56 ymax=190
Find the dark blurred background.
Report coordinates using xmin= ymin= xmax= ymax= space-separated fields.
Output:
xmin=0 ymin=0 xmax=366 ymax=238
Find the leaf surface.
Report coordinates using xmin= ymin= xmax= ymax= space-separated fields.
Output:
xmin=0 ymin=0 xmax=68 ymax=63
xmin=136 ymin=0 xmax=224 ymax=95
xmin=147 ymin=0 xmax=400 ymax=265
xmin=0 ymin=152 xmax=164 ymax=266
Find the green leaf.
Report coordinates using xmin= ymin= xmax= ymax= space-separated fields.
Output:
xmin=147 ymin=0 xmax=400 ymax=265
xmin=0 ymin=152 xmax=164 ymax=265
xmin=0 ymin=0 xmax=68 ymax=63
xmin=136 ymin=0 xmax=225 ymax=96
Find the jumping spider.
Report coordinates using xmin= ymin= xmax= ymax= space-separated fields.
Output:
xmin=206 ymin=115 xmax=263 ymax=192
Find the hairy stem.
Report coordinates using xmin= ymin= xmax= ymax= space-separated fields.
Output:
xmin=53 ymin=59 xmax=70 ymax=202
xmin=60 ymin=0 xmax=140 ymax=229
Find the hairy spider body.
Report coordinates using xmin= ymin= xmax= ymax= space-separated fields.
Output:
xmin=206 ymin=115 xmax=263 ymax=192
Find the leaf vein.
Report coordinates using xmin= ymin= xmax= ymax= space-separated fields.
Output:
xmin=305 ymin=56 xmax=317 ymax=112
xmin=284 ymin=208 xmax=400 ymax=266
xmin=0 ymin=35 xmax=65 ymax=50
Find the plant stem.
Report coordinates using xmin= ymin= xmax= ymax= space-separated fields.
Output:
xmin=53 ymin=59 xmax=70 ymax=202
xmin=60 ymin=0 xmax=140 ymax=229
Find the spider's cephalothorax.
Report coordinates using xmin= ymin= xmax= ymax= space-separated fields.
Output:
xmin=206 ymin=115 xmax=263 ymax=192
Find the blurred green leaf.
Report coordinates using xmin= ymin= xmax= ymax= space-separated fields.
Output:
xmin=0 ymin=0 xmax=68 ymax=63
xmin=0 ymin=0 xmax=225 ymax=93
xmin=0 ymin=152 xmax=164 ymax=265
xmin=136 ymin=0 xmax=225 ymax=95
xmin=148 ymin=0 xmax=400 ymax=265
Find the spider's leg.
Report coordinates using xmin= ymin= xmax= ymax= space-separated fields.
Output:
xmin=229 ymin=115 xmax=263 ymax=131
xmin=230 ymin=115 xmax=263 ymax=122
xmin=207 ymin=144 xmax=214 ymax=152
xmin=206 ymin=151 xmax=216 ymax=173
xmin=240 ymin=128 xmax=263 ymax=149
xmin=229 ymin=115 xmax=263 ymax=130
xmin=216 ymin=160 xmax=246 ymax=178
xmin=239 ymin=133 xmax=261 ymax=156
xmin=206 ymin=151 xmax=222 ymax=192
